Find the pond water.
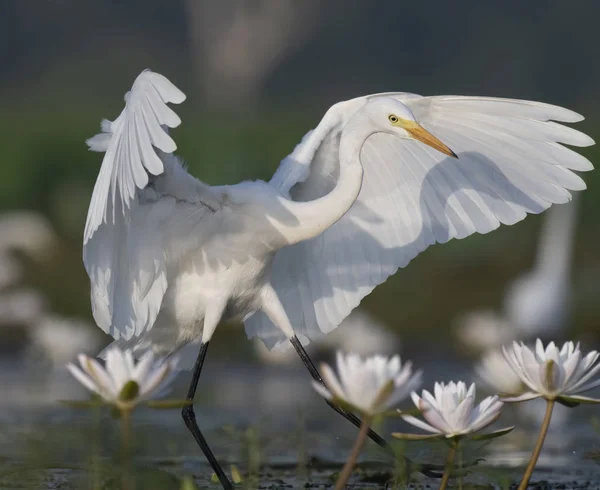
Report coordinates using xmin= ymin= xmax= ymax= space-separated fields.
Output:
xmin=1 ymin=353 xmax=599 ymax=489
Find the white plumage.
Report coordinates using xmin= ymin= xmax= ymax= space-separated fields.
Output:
xmin=83 ymin=69 xmax=594 ymax=362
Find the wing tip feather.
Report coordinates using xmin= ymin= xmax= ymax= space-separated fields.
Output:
xmin=432 ymin=95 xmax=587 ymax=123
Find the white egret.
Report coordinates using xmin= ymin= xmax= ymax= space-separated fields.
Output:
xmin=83 ymin=70 xmax=593 ymax=489
xmin=0 ymin=211 xmax=58 ymax=260
xmin=504 ymin=195 xmax=579 ymax=338
xmin=28 ymin=315 xmax=100 ymax=369
xmin=0 ymin=252 xmax=22 ymax=289
xmin=456 ymin=195 xmax=580 ymax=352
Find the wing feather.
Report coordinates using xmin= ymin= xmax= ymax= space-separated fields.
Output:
xmin=83 ymin=70 xmax=221 ymax=341
xmin=245 ymin=94 xmax=594 ymax=350
xmin=84 ymin=69 xmax=185 ymax=243
xmin=406 ymin=96 xmax=584 ymax=122
xmin=84 ymin=155 xmax=219 ymax=341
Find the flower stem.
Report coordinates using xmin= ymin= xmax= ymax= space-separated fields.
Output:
xmin=91 ymin=405 xmax=101 ymax=490
xmin=121 ymin=409 xmax=134 ymax=490
xmin=334 ymin=414 xmax=372 ymax=490
xmin=518 ymin=399 xmax=555 ymax=490
xmin=458 ymin=443 xmax=463 ymax=490
xmin=438 ymin=440 xmax=458 ymax=490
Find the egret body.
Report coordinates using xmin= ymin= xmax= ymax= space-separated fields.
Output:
xmin=83 ymin=70 xmax=593 ymax=489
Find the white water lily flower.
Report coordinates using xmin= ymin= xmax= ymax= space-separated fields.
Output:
xmin=501 ymin=340 xmax=600 ymax=405
xmin=312 ymin=352 xmax=422 ymax=416
xmin=399 ymin=381 xmax=511 ymax=440
xmin=476 ymin=350 xmax=525 ymax=396
xmin=67 ymin=347 xmax=178 ymax=410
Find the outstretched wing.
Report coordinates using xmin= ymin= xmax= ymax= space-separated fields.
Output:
xmin=84 ymin=69 xmax=186 ymax=243
xmin=83 ymin=70 xmax=219 ymax=342
xmin=245 ymin=94 xmax=594 ymax=350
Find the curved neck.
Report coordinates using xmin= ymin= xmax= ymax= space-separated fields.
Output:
xmin=277 ymin=115 xmax=373 ymax=245
xmin=535 ymin=195 xmax=579 ymax=280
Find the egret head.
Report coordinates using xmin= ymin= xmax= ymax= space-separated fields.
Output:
xmin=365 ymin=98 xmax=457 ymax=158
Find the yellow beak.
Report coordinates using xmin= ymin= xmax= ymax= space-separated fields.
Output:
xmin=397 ymin=120 xmax=458 ymax=159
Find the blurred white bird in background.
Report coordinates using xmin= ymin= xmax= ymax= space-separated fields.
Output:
xmin=0 ymin=252 xmax=23 ymax=289
xmin=17 ymin=315 xmax=103 ymax=407
xmin=0 ymin=217 xmax=100 ymax=354
xmin=0 ymin=289 xmax=47 ymax=328
xmin=26 ymin=315 xmax=100 ymax=369
xmin=0 ymin=211 xmax=58 ymax=261
xmin=0 ymin=211 xmax=58 ymax=308
xmin=455 ymin=195 xmax=580 ymax=352
xmin=0 ymin=212 xmax=56 ymax=337
xmin=0 ymin=211 xmax=101 ymax=408
xmin=82 ymin=69 xmax=593 ymax=489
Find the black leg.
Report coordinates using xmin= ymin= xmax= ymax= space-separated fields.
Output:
xmin=289 ymin=336 xmax=454 ymax=478
xmin=289 ymin=336 xmax=390 ymax=447
xmin=182 ymin=342 xmax=233 ymax=490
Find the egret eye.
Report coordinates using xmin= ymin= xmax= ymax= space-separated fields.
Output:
xmin=388 ymin=114 xmax=399 ymax=124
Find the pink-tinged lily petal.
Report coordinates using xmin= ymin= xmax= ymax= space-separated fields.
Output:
xmin=440 ymin=384 xmax=455 ymax=416
xmin=466 ymin=383 xmax=476 ymax=399
xmin=320 ymin=363 xmax=346 ymax=401
xmin=466 ymin=396 xmax=502 ymax=433
xmin=312 ymin=381 xmax=333 ymax=401
xmin=393 ymin=363 xmax=413 ymax=387
xmin=521 ymin=343 xmax=538 ymax=368
xmin=335 ymin=352 xmax=351 ymax=394
xmin=449 ymin=391 xmax=474 ymax=432
xmin=387 ymin=356 xmax=401 ymax=376
xmin=468 ymin=408 xmax=501 ymax=434
xmin=433 ymin=383 xmax=444 ymax=407
xmin=132 ymin=351 xmax=155 ymax=384
xmin=138 ymin=361 xmax=173 ymax=398
xmin=337 ymin=353 xmax=364 ymax=408
xmin=67 ymin=363 xmax=102 ymax=396
xmin=476 ymin=394 xmax=499 ymax=414
xmin=545 ymin=342 xmax=560 ymax=363
xmin=410 ymin=391 xmax=422 ymax=408
xmin=78 ymin=354 xmax=116 ymax=397
xmin=421 ymin=404 xmax=452 ymax=434
xmin=581 ymin=351 xmax=600 ymax=371
xmin=401 ymin=414 xmax=441 ymax=434
xmin=385 ymin=372 xmax=422 ymax=410
xmin=559 ymin=341 xmax=575 ymax=357
xmin=421 ymin=389 xmax=438 ymax=410
xmin=561 ymin=349 xmax=581 ymax=386
xmin=105 ymin=348 xmax=131 ymax=391
xmin=150 ymin=360 xmax=180 ymax=399
xmin=571 ymin=377 xmax=600 ymax=394
xmin=566 ymin=362 xmax=600 ymax=393
xmin=535 ymin=339 xmax=545 ymax=362
xmin=503 ymin=345 xmax=538 ymax=393
xmin=124 ymin=350 xmax=136 ymax=375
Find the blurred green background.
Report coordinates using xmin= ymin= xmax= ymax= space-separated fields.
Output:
xmin=0 ymin=0 xmax=599 ymax=355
